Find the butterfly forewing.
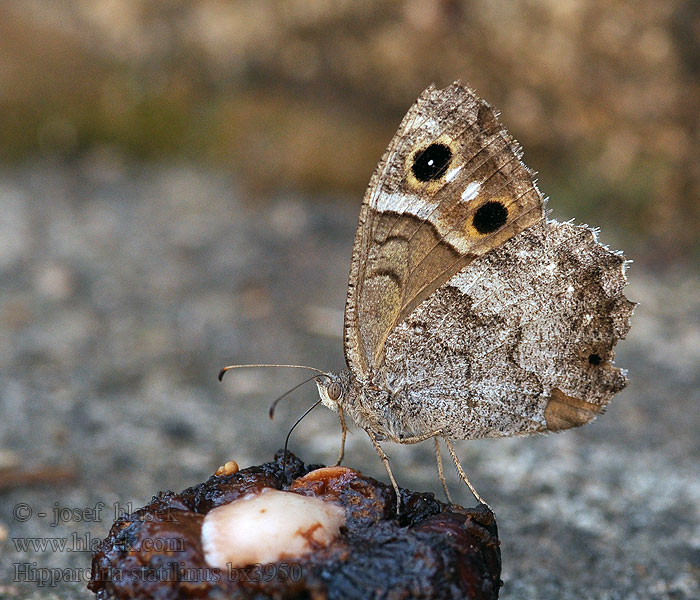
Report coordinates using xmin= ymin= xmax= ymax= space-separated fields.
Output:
xmin=344 ymin=83 xmax=544 ymax=377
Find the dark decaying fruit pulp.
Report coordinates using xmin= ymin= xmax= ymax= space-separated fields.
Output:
xmin=89 ymin=451 xmax=501 ymax=599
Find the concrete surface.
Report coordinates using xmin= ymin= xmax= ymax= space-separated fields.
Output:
xmin=0 ymin=162 xmax=698 ymax=599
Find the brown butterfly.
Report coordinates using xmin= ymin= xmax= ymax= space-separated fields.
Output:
xmin=221 ymin=82 xmax=634 ymax=506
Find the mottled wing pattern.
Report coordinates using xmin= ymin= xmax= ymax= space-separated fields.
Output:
xmin=377 ymin=221 xmax=635 ymax=440
xmin=344 ymin=83 xmax=545 ymax=379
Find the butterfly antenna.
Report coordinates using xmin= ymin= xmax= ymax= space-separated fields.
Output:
xmin=218 ymin=363 xmax=328 ymax=382
xmin=268 ymin=374 xmax=322 ymax=420
xmin=282 ymin=399 xmax=322 ymax=480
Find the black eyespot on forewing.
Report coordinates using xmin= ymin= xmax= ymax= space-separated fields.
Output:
xmin=411 ymin=143 xmax=452 ymax=182
xmin=588 ymin=353 xmax=602 ymax=365
xmin=473 ymin=201 xmax=508 ymax=234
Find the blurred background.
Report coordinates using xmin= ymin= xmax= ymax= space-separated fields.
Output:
xmin=2 ymin=0 xmax=699 ymax=261
xmin=0 ymin=2 xmax=698 ymax=599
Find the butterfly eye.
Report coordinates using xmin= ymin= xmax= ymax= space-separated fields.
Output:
xmin=411 ymin=143 xmax=452 ymax=182
xmin=588 ymin=353 xmax=602 ymax=365
xmin=327 ymin=382 xmax=342 ymax=401
xmin=472 ymin=200 xmax=508 ymax=234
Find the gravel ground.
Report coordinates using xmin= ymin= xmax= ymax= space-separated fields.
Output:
xmin=0 ymin=161 xmax=698 ymax=599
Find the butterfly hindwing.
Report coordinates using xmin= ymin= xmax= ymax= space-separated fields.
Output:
xmin=377 ymin=220 xmax=634 ymax=440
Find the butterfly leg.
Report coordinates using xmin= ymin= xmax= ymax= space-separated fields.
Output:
xmin=396 ymin=430 xmax=443 ymax=445
xmin=334 ymin=405 xmax=347 ymax=466
xmin=434 ymin=437 xmax=454 ymax=504
xmin=443 ymin=437 xmax=489 ymax=507
xmin=365 ymin=429 xmax=402 ymax=515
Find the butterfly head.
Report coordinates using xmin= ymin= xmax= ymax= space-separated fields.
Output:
xmin=315 ymin=371 xmax=353 ymax=412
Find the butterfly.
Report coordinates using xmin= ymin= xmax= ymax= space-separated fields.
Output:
xmin=221 ymin=82 xmax=634 ymax=506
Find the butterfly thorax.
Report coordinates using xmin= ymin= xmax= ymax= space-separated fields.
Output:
xmin=317 ymin=369 xmax=397 ymax=440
